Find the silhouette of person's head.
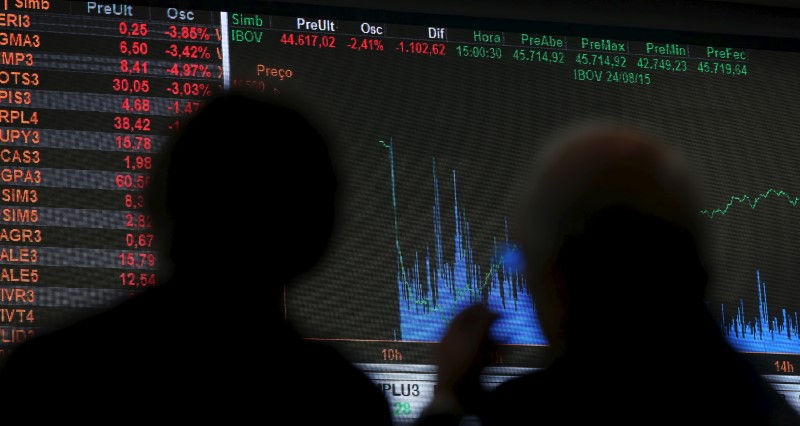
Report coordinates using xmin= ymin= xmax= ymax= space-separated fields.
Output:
xmin=148 ymin=91 xmax=337 ymax=302
xmin=515 ymin=126 xmax=708 ymax=354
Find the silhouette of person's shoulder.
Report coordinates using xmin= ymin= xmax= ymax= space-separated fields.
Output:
xmin=479 ymin=333 xmax=799 ymax=425
xmin=0 ymin=283 xmax=193 ymax=417
xmin=279 ymin=322 xmax=393 ymax=424
xmin=0 ymin=91 xmax=393 ymax=423
xmin=0 ymin=275 xmax=271 ymax=421
xmin=5 ymin=280 xmax=188 ymax=362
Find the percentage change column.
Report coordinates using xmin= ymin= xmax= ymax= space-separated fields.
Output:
xmin=159 ymin=6 xmax=222 ymax=131
xmin=114 ymin=6 xmax=222 ymax=293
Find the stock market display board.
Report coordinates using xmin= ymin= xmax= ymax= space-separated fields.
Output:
xmin=1 ymin=1 xmax=799 ymax=422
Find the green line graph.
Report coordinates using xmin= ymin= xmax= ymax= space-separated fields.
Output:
xmin=700 ymin=188 xmax=800 ymax=219
xmin=380 ymin=139 xmax=520 ymax=314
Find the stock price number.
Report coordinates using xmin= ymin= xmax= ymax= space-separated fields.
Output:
xmin=280 ymin=33 xmax=336 ymax=48
xmin=112 ymin=78 xmax=150 ymax=94
xmin=393 ymin=402 xmax=412 ymax=416
xmin=113 ymin=116 xmax=151 ymax=132
xmin=636 ymin=57 xmax=687 ymax=72
xmin=125 ymin=233 xmax=154 ymax=249
xmin=119 ymin=252 xmax=156 ymax=268
xmin=116 ymin=135 xmax=152 ymax=151
xmin=119 ymin=60 xmax=148 ymax=74
xmin=118 ymin=22 xmax=148 ymax=37
xmin=115 ymin=173 xmax=151 ymax=190
xmin=123 ymin=193 xmax=145 ymax=210
xmin=697 ymin=61 xmax=748 ymax=76
xmin=123 ymin=155 xmax=152 ymax=171
xmin=575 ymin=53 xmax=626 ymax=68
xmin=125 ymin=214 xmax=153 ymax=229
xmin=121 ymin=98 xmax=150 ymax=112
xmin=512 ymin=49 xmax=564 ymax=63
xmin=119 ymin=272 xmax=157 ymax=288
xmin=119 ymin=40 xmax=148 ymax=56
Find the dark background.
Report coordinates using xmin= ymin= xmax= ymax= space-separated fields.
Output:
xmin=218 ymin=2 xmax=800 ymax=361
xmin=6 ymin=0 xmax=798 ymax=370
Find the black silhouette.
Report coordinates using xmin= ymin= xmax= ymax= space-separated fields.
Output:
xmin=0 ymin=91 xmax=393 ymax=424
xmin=416 ymin=126 xmax=800 ymax=425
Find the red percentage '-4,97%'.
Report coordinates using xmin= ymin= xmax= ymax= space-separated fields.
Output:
xmin=166 ymin=63 xmax=211 ymax=77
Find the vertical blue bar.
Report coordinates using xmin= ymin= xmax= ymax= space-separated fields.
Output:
xmin=722 ymin=270 xmax=800 ymax=353
xmin=220 ymin=11 xmax=231 ymax=90
xmin=388 ymin=140 xmax=547 ymax=345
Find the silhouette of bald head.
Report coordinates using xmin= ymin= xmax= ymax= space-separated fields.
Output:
xmin=515 ymin=126 xmax=707 ymax=350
